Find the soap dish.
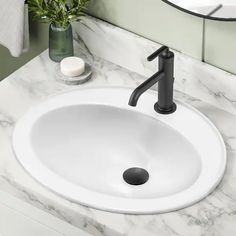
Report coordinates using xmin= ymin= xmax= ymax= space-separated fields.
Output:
xmin=59 ymin=63 xmax=92 ymax=85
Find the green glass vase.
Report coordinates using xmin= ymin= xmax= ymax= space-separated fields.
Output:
xmin=49 ymin=23 xmax=74 ymax=62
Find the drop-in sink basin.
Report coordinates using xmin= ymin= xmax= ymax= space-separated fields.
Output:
xmin=13 ymin=87 xmax=226 ymax=214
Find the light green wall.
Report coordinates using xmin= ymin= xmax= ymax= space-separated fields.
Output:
xmin=205 ymin=20 xmax=236 ymax=74
xmin=0 ymin=18 xmax=48 ymax=81
xmin=87 ymin=0 xmax=204 ymax=60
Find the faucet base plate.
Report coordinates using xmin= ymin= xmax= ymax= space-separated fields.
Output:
xmin=154 ymin=102 xmax=177 ymax=115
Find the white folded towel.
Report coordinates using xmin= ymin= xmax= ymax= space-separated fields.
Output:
xmin=0 ymin=0 xmax=29 ymax=57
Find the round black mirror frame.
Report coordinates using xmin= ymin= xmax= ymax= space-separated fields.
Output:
xmin=161 ymin=0 xmax=236 ymax=21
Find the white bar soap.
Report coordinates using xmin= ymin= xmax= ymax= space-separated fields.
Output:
xmin=60 ymin=57 xmax=85 ymax=77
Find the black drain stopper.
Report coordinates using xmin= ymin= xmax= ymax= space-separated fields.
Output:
xmin=123 ymin=167 xmax=149 ymax=186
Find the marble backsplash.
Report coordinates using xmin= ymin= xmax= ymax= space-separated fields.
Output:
xmin=73 ymin=15 xmax=236 ymax=115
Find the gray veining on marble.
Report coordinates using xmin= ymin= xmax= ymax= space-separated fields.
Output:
xmin=0 ymin=19 xmax=236 ymax=236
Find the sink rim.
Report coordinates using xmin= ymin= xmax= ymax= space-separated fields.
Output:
xmin=12 ymin=86 xmax=227 ymax=214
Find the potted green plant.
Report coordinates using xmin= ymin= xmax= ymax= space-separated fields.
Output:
xmin=28 ymin=0 xmax=90 ymax=62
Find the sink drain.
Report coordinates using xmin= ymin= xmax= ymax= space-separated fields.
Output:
xmin=123 ymin=167 xmax=149 ymax=186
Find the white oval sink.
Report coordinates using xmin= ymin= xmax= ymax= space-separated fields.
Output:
xmin=13 ymin=87 xmax=226 ymax=214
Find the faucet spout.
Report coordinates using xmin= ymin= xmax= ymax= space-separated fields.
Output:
xmin=128 ymin=71 xmax=165 ymax=107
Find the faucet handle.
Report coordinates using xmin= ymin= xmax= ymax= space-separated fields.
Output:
xmin=147 ymin=46 xmax=169 ymax=61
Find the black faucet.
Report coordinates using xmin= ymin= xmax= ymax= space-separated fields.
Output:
xmin=128 ymin=46 xmax=177 ymax=114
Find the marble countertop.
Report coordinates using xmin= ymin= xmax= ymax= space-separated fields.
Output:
xmin=0 ymin=42 xmax=236 ymax=236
